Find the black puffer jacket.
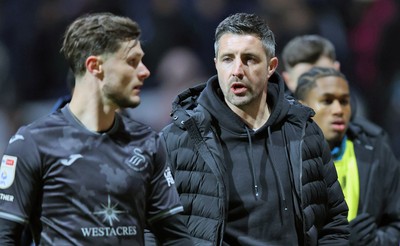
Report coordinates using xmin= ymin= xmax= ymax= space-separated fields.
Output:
xmin=347 ymin=117 xmax=400 ymax=245
xmin=161 ymin=73 xmax=349 ymax=245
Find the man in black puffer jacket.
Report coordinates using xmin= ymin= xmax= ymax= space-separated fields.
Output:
xmin=158 ymin=13 xmax=349 ymax=245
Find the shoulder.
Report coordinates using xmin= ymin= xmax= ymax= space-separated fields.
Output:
xmin=163 ymin=103 xmax=210 ymax=133
xmin=117 ymin=113 xmax=163 ymax=149
xmin=348 ymin=116 xmax=393 ymax=150
xmin=10 ymin=111 xmax=66 ymax=142
xmin=284 ymin=96 xmax=322 ymax=139
xmin=349 ymin=116 xmax=387 ymax=138
xmin=119 ymin=113 xmax=156 ymax=135
xmin=2 ymin=115 xmax=61 ymax=170
xmin=161 ymin=106 xmax=213 ymax=155
xmin=305 ymin=122 xmax=330 ymax=156
xmin=26 ymin=110 xmax=66 ymax=129
xmin=285 ymin=95 xmax=316 ymax=124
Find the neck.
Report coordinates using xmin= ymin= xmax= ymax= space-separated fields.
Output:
xmin=330 ymin=136 xmax=347 ymax=160
xmin=245 ymin=106 xmax=270 ymax=129
xmin=229 ymin=94 xmax=270 ymax=129
xmin=69 ymin=77 xmax=117 ymax=132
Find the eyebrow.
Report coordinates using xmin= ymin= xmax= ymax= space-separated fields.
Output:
xmin=123 ymin=47 xmax=144 ymax=60
xmin=319 ymin=92 xmax=350 ymax=98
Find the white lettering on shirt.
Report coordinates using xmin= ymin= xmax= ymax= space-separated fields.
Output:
xmin=0 ymin=192 xmax=14 ymax=202
xmin=81 ymin=226 xmax=137 ymax=237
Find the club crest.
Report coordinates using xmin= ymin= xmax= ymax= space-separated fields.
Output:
xmin=126 ymin=148 xmax=148 ymax=172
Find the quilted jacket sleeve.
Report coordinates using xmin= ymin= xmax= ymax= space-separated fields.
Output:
xmin=312 ymin=123 xmax=350 ymax=245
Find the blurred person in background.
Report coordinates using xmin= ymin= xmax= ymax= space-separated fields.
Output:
xmin=281 ymin=34 xmax=390 ymax=145
xmin=295 ymin=67 xmax=400 ymax=246
xmin=281 ymin=35 xmax=342 ymax=96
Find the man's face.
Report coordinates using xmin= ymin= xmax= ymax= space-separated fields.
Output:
xmin=101 ymin=40 xmax=150 ymax=108
xmin=214 ymin=33 xmax=277 ymax=111
xmin=283 ymin=56 xmax=339 ymax=92
xmin=301 ymin=76 xmax=351 ymax=147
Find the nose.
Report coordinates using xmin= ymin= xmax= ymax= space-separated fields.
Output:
xmin=138 ymin=62 xmax=150 ymax=80
xmin=331 ymin=100 xmax=343 ymax=115
xmin=232 ymin=59 xmax=244 ymax=79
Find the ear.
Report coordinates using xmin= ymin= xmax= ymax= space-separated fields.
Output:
xmin=282 ymin=70 xmax=297 ymax=93
xmin=85 ymin=55 xmax=103 ymax=77
xmin=282 ymin=70 xmax=294 ymax=90
xmin=267 ymin=57 xmax=278 ymax=77
xmin=334 ymin=61 xmax=341 ymax=71
xmin=282 ymin=70 xmax=289 ymax=83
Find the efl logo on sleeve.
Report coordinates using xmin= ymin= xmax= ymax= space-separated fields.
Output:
xmin=0 ymin=155 xmax=17 ymax=189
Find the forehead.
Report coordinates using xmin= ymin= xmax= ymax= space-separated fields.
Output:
xmin=314 ymin=76 xmax=349 ymax=94
xmin=291 ymin=56 xmax=335 ymax=74
xmin=290 ymin=56 xmax=336 ymax=76
xmin=218 ymin=33 xmax=264 ymax=53
xmin=116 ymin=39 xmax=144 ymax=58
xmin=291 ymin=63 xmax=313 ymax=77
xmin=314 ymin=56 xmax=336 ymax=67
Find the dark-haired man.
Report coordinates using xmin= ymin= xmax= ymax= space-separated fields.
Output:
xmin=0 ymin=12 xmax=192 ymax=245
xmin=159 ymin=13 xmax=349 ymax=245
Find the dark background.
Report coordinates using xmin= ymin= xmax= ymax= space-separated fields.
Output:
xmin=1 ymin=0 xmax=399 ymax=156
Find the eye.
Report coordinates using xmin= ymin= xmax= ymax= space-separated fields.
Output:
xmin=340 ymin=98 xmax=350 ymax=106
xmin=321 ymin=98 xmax=333 ymax=105
xmin=128 ymin=58 xmax=139 ymax=67
xmin=221 ymin=56 xmax=233 ymax=62
xmin=243 ymin=56 xmax=257 ymax=65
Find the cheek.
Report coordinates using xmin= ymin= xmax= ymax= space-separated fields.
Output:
xmin=218 ymin=80 xmax=230 ymax=95
xmin=117 ymin=68 xmax=135 ymax=85
xmin=313 ymin=102 xmax=323 ymax=111
xmin=248 ymin=69 xmax=268 ymax=87
xmin=312 ymin=113 xmax=325 ymax=127
xmin=312 ymin=107 xmax=329 ymax=125
xmin=252 ymin=66 xmax=268 ymax=77
xmin=344 ymin=107 xmax=352 ymax=121
xmin=216 ymin=64 xmax=231 ymax=78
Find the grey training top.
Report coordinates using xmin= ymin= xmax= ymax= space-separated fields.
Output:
xmin=0 ymin=105 xmax=182 ymax=245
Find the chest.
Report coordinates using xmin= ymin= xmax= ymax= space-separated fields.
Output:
xmin=39 ymin=133 xmax=154 ymax=200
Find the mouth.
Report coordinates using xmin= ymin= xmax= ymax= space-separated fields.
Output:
xmin=331 ymin=120 xmax=346 ymax=132
xmin=231 ymin=82 xmax=248 ymax=95
xmin=131 ymin=85 xmax=142 ymax=95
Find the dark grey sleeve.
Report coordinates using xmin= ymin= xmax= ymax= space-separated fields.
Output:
xmin=0 ymin=218 xmax=24 ymax=245
xmin=0 ymin=129 xmax=42 ymax=224
xmin=147 ymin=214 xmax=193 ymax=246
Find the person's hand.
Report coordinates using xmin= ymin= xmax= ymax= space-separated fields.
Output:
xmin=349 ymin=213 xmax=377 ymax=246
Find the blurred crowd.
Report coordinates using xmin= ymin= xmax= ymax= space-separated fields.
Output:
xmin=0 ymin=0 xmax=400 ymax=156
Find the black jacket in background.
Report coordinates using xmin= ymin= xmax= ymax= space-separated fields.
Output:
xmin=346 ymin=117 xmax=400 ymax=245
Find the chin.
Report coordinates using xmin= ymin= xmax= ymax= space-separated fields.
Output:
xmin=118 ymin=100 xmax=140 ymax=109
xmin=332 ymin=135 xmax=345 ymax=145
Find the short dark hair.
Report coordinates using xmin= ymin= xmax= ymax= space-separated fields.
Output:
xmin=281 ymin=35 xmax=336 ymax=70
xmin=214 ymin=13 xmax=276 ymax=59
xmin=61 ymin=12 xmax=141 ymax=76
xmin=295 ymin=66 xmax=347 ymax=100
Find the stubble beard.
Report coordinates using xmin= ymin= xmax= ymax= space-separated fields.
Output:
xmin=225 ymin=87 xmax=259 ymax=108
xmin=103 ymin=87 xmax=140 ymax=109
